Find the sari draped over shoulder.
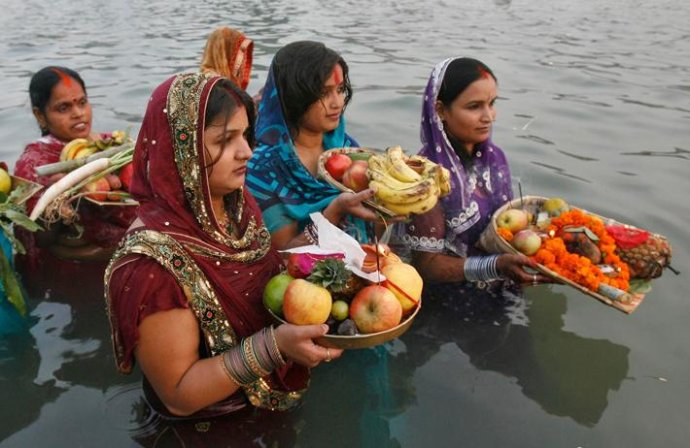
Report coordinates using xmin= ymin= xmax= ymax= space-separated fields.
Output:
xmin=245 ymin=66 xmax=370 ymax=242
xmin=401 ymin=58 xmax=513 ymax=257
xmin=104 ymin=73 xmax=308 ymax=415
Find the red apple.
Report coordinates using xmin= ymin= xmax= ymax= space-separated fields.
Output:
xmin=119 ymin=163 xmax=134 ymax=191
xmin=283 ymin=279 xmax=332 ymax=325
xmin=325 ymin=153 xmax=353 ymax=182
xmin=349 ymin=285 xmax=402 ymax=334
xmin=496 ymin=208 xmax=529 ymax=233
xmin=512 ymin=229 xmax=542 ymax=255
xmin=381 ymin=262 xmax=422 ymax=315
xmin=341 ymin=160 xmax=369 ymax=192
xmin=81 ymin=177 xmax=111 ymax=201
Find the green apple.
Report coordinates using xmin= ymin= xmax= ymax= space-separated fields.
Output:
xmin=263 ymin=273 xmax=294 ymax=316
xmin=331 ymin=300 xmax=349 ymax=321
xmin=496 ymin=208 xmax=529 ymax=232
xmin=542 ymin=197 xmax=569 ymax=217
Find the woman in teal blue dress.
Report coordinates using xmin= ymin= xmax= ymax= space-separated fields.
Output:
xmin=246 ymin=41 xmax=381 ymax=249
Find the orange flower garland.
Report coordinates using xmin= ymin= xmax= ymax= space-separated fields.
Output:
xmin=497 ymin=227 xmax=514 ymax=242
xmin=530 ymin=209 xmax=630 ymax=292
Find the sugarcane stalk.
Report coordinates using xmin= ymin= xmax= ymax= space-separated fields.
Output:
xmin=35 ymin=143 xmax=134 ymax=176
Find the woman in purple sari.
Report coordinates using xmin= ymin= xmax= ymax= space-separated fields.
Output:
xmin=402 ymin=58 xmax=547 ymax=286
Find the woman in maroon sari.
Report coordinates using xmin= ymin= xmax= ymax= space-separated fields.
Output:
xmin=105 ymin=72 xmax=340 ymax=428
xmin=13 ymin=66 xmax=136 ymax=297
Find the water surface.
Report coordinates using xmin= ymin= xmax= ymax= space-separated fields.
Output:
xmin=1 ymin=0 xmax=689 ymax=446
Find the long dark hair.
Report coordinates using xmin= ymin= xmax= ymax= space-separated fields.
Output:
xmin=29 ymin=66 xmax=87 ymax=136
xmin=272 ymin=41 xmax=353 ymax=138
xmin=204 ymin=78 xmax=256 ymax=170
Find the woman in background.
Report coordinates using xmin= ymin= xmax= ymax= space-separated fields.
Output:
xmin=200 ymin=26 xmax=254 ymax=91
xmin=246 ymin=41 xmax=380 ymax=249
xmin=13 ymin=66 xmax=136 ymax=297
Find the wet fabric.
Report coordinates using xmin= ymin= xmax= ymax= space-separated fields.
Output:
xmin=245 ymin=65 xmax=370 ymax=241
xmin=402 ymin=58 xmax=513 ymax=257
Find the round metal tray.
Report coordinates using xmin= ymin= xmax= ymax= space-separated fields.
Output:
xmin=267 ymin=299 xmax=421 ymax=349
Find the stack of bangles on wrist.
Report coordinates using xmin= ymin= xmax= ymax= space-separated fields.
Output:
xmin=463 ymin=255 xmax=501 ymax=282
xmin=220 ymin=326 xmax=287 ymax=386
xmin=303 ymin=223 xmax=318 ymax=245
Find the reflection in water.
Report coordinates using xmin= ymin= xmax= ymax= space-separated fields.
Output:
xmin=396 ymin=283 xmax=629 ymax=427
xmin=298 ymin=347 xmax=405 ymax=447
xmin=0 ymin=323 xmax=46 ymax=442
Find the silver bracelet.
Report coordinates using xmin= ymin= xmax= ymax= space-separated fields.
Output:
xmin=463 ymin=255 xmax=501 ymax=282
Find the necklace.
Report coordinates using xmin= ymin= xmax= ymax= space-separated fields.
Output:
xmin=216 ymin=211 xmax=231 ymax=232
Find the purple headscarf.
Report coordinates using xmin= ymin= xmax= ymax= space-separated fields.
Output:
xmin=410 ymin=58 xmax=513 ymax=256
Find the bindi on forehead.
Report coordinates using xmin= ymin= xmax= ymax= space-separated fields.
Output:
xmin=331 ymin=65 xmax=343 ymax=85
xmin=477 ymin=66 xmax=491 ymax=79
xmin=51 ymin=68 xmax=73 ymax=87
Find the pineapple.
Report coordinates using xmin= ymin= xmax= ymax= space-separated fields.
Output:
xmin=307 ymin=258 xmax=362 ymax=300
xmin=616 ymin=234 xmax=672 ymax=280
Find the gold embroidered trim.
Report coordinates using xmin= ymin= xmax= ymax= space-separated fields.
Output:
xmin=104 ymin=229 xmax=303 ymax=411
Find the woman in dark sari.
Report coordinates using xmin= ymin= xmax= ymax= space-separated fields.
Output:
xmin=246 ymin=41 xmax=382 ymax=249
xmin=105 ymin=73 xmax=341 ymax=428
xmin=14 ymin=66 xmax=136 ymax=297
xmin=402 ymin=58 xmax=547 ymax=286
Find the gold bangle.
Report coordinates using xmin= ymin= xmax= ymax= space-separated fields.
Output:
xmin=242 ymin=337 xmax=270 ymax=378
xmin=268 ymin=326 xmax=287 ymax=367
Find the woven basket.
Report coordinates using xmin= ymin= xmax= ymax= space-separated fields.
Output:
xmin=317 ymin=147 xmax=397 ymax=217
xmin=479 ymin=195 xmax=650 ymax=314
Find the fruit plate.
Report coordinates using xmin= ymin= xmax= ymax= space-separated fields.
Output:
xmin=317 ymin=147 xmax=397 ymax=217
xmin=478 ymin=195 xmax=671 ymax=314
xmin=7 ymin=175 xmax=43 ymax=206
xmin=266 ymin=301 xmax=421 ymax=349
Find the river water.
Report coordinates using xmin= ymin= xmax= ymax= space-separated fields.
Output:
xmin=1 ymin=0 xmax=689 ymax=446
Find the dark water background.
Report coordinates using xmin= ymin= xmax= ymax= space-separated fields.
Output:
xmin=1 ymin=0 xmax=689 ymax=446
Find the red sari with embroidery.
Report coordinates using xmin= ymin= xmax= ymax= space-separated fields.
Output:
xmin=13 ymin=134 xmax=137 ymax=298
xmin=105 ymin=73 xmax=308 ymax=419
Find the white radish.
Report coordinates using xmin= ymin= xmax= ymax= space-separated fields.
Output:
xmin=30 ymin=158 xmax=111 ymax=221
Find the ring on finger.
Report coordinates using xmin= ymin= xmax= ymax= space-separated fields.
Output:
xmin=532 ymin=273 xmax=538 ymax=285
xmin=325 ymin=348 xmax=332 ymax=363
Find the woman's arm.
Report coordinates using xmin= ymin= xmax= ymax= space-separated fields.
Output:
xmin=412 ymin=250 xmax=549 ymax=284
xmin=270 ymin=189 xmax=383 ymax=250
xmin=136 ymin=309 xmax=343 ymax=417
xmin=406 ymin=203 xmax=548 ymax=284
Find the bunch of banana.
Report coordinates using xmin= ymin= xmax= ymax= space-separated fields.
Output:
xmin=59 ymin=130 xmax=129 ymax=162
xmin=367 ymin=146 xmax=452 ymax=216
